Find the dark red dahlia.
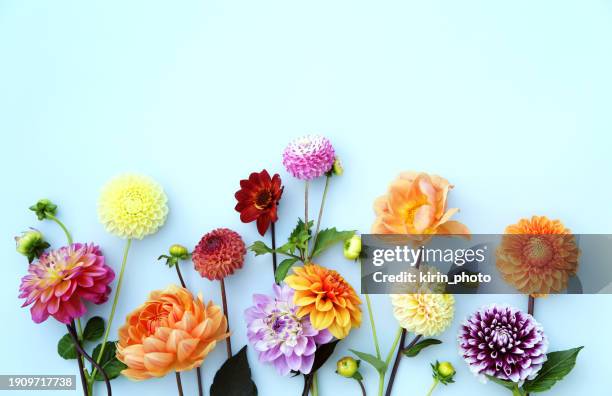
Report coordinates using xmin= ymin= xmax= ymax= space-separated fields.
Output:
xmin=192 ymin=228 xmax=246 ymax=280
xmin=234 ymin=170 xmax=283 ymax=236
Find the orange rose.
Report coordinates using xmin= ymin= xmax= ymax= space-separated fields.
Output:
xmin=372 ymin=172 xmax=469 ymax=243
xmin=116 ymin=285 xmax=229 ymax=380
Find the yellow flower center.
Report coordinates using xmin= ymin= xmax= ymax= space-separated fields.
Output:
xmin=523 ymin=237 xmax=553 ymax=266
xmin=402 ymin=195 xmax=429 ymax=227
xmin=124 ymin=193 xmax=144 ymax=214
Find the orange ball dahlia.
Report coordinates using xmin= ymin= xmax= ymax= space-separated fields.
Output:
xmin=116 ymin=285 xmax=229 ymax=380
xmin=192 ymin=228 xmax=246 ymax=281
xmin=496 ymin=216 xmax=579 ymax=295
xmin=285 ymin=264 xmax=362 ymax=339
xmin=372 ymin=172 xmax=469 ymax=243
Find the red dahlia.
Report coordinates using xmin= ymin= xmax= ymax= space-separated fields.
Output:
xmin=192 ymin=228 xmax=246 ymax=280
xmin=234 ymin=169 xmax=283 ymax=235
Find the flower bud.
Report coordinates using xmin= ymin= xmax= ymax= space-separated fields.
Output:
xmin=332 ymin=157 xmax=343 ymax=176
xmin=29 ymin=199 xmax=58 ymax=220
xmin=432 ymin=360 xmax=456 ymax=385
xmin=336 ymin=356 xmax=359 ymax=378
xmin=15 ymin=229 xmax=50 ymax=263
xmin=169 ymin=244 xmax=189 ymax=260
xmin=343 ymin=235 xmax=361 ymax=260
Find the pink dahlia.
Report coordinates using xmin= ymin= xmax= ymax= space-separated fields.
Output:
xmin=282 ymin=135 xmax=335 ymax=180
xmin=245 ymin=284 xmax=333 ymax=375
xmin=458 ymin=305 xmax=548 ymax=384
xmin=192 ymin=228 xmax=246 ymax=280
xmin=18 ymin=243 xmax=115 ymax=324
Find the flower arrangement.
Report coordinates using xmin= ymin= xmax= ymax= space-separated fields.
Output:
xmin=13 ymin=139 xmax=586 ymax=396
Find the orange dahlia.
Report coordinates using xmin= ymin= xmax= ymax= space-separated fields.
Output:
xmin=285 ymin=264 xmax=362 ymax=339
xmin=372 ymin=172 xmax=469 ymax=244
xmin=496 ymin=216 xmax=579 ymax=295
xmin=116 ymin=285 xmax=229 ymax=380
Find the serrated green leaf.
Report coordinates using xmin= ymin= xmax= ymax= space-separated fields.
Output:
xmin=523 ymin=347 xmax=583 ymax=393
xmin=249 ymin=241 xmax=273 ymax=256
xmin=403 ymin=338 xmax=442 ymax=357
xmin=83 ymin=316 xmax=105 ymax=342
xmin=349 ymin=349 xmax=386 ymax=374
xmin=275 ymin=258 xmax=299 ymax=283
xmin=276 ymin=241 xmax=296 ymax=255
xmin=289 ymin=219 xmax=313 ymax=251
xmin=311 ymin=228 xmax=355 ymax=258
xmin=91 ymin=341 xmax=127 ymax=381
xmin=57 ymin=334 xmax=77 ymax=359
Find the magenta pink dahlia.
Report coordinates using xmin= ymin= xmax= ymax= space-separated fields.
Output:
xmin=192 ymin=228 xmax=246 ymax=280
xmin=282 ymin=135 xmax=335 ymax=180
xmin=18 ymin=243 xmax=115 ymax=324
xmin=458 ymin=305 xmax=548 ymax=384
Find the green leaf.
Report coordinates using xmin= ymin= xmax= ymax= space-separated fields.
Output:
xmin=523 ymin=347 xmax=584 ymax=393
xmin=486 ymin=376 xmax=525 ymax=395
xmin=210 ymin=345 xmax=258 ymax=396
xmin=402 ymin=338 xmax=442 ymax=357
xmin=311 ymin=228 xmax=355 ymax=258
xmin=311 ymin=339 xmax=340 ymax=374
xmin=275 ymin=258 xmax=299 ymax=283
xmin=276 ymin=242 xmax=296 ymax=255
xmin=249 ymin=241 xmax=273 ymax=256
xmin=83 ymin=316 xmax=105 ymax=342
xmin=349 ymin=349 xmax=386 ymax=374
xmin=57 ymin=334 xmax=77 ymax=359
xmin=91 ymin=342 xmax=127 ymax=381
xmin=288 ymin=219 xmax=313 ymax=251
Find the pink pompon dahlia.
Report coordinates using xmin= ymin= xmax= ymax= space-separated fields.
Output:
xmin=282 ymin=135 xmax=335 ymax=180
xmin=18 ymin=243 xmax=115 ymax=324
xmin=458 ymin=305 xmax=548 ymax=384
xmin=245 ymin=284 xmax=333 ymax=375
xmin=192 ymin=228 xmax=246 ymax=280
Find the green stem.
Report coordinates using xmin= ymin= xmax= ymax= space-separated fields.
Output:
xmin=311 ymin=372 xmax=319 ymax=396
xmin=365 ymin=294 xmax=381 ymax=359
xmin=304 ymin=181 xmax=310 ymax=260
xmin=425 ymin=378 xmax=439 ymax=396
xmin=384 ymin=328 xmax=403 ymax=367
xmin=378 ymin=373 xmax=385 ymax=396
xmin=311 ymin=174 xmax=331 ymax=254
xmin=47 ymin=214 xmax=73 ymax=245
xmin=91 ymin=238 xmax=132 ymax=380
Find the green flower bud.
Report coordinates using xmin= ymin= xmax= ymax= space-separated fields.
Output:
xmin=15 ymin=229 xmax=50 ymax=263
xmin=332 ymin=157 xmax=344 ymax=176
xmin=431 ymin=361 xmax=456 ymax=385
xmin=29 ymin=199 xmax=58 ymax=220
xmin=336 ymin=356 xmax=359 ymax=378
xmin=169 ymin=244 xmax=189 ymax=260
xmin=343 ymin=235 xmax=361 ymax=260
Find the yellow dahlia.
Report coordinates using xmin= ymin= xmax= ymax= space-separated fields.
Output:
xmin=285 ymin=264 xmax=362 ymax=339
xmin=98 ymin=174 xmax=168 ymax=239
xmin=390 ymin=293 xmax=454 ymax=337
xmin=496 ymin=216 xmax=579 ymax=295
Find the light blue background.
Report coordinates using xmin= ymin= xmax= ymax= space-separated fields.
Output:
xmin=1 ymin=1 xmax=611 ymax=395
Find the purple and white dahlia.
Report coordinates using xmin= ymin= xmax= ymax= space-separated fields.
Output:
xmin=245 ymin=284 xmax=333 ymax=375
xmin=458 ymin=305 xmax=548 ymax=384
xmin=282 ymin=135 xmax=335 ymax=180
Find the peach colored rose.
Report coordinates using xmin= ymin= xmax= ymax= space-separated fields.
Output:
xmin=116 ymin=285 xmax=228 ymax=380
xmin=372 ymin=172 xmax=469 ymax=243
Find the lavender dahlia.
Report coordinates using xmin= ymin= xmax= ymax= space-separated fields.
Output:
xmin=245 ymin=284 xmax=332 ymax=375
xmin=458 ymin=305 xmax=548 ymax=384
xmin=282 ymin=135 xmax=335 ymax=180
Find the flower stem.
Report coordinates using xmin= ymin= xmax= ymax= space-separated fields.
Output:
xmin=175 ymin=262 xmax=187 ymax=289
xmin=47 ymin=214 xmax=73 ymax=245
xmin=301 ymin=374 xmax=313 ymax=396
xmin=357 ymin=379 xmax=367 ymax=396
xmin=384 ymin=329 xmax=410 ymax=396
xmin=175 ymin=372 xmax=184 ymax=396
xmin=385 ymin=328 xmax=403 ymax=367
xmin=311 ymin=373 xmax=319 ymax=396
xmin=68 ymin=320 xmax=111 ymax=396
xmin=271 ymin=222 xmax=278 ymax=276
xmin=312 ymin=174 xmax=331 ymax=251
xmin=365 ymin=294 xmax=381 ymax=359
xmin=220 ymin=278 xmax=232 ymax=358
xmin=304 ymin=181 xmax=310 ymax=259
xmin=69 ymin=323 xmax=89 ymax=396
xmin=425 ymin=378 xmax=439 ymax=396
xmin=196 ymin=367 xmax=204 ymax=396
xmin=91 ymin=238 xmax=132 ymax=381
